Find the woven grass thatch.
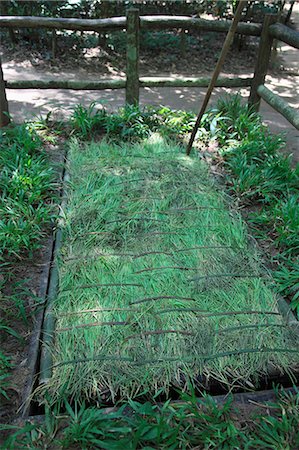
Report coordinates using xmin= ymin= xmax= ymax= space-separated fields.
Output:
xmin=43 ymin=135 xmax=298 ymax=403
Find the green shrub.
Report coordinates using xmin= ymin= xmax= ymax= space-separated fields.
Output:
xmin=71 ymin=102 xmax=107 ymax=139
xmin=215 ymin=94 xmax=264 ymax=143
xmin=0 ymin=124 xmax=54 ymax=258
xmin=274 ymin=262 xmax=299 ymax=311
xmin=70 ymin=103 xmax=196 ymax=142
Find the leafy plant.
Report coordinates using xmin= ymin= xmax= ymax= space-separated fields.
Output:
xmin=71 ymin=102 xmax=107 ymax=139
xmin=105 ymin=105 xmax=160 ymax=140
xmin=3 ymin=388 xmax=299 ymax=449
xmin=274 ymin=262 xmax=299 ymax=311
xmin=0 ymin=123 xmax=55 ymax=258
xmin=249 ymin=388 xmax=299 ymax=449
xmin=215 ymin=94 xmax=264 ymax=144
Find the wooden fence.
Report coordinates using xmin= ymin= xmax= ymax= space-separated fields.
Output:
xmin=0 ymin=10 xmax=298 ymax=130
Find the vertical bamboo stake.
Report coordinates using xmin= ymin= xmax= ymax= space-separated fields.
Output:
xmin=0 ymin=56 xmax=10 ymax=127
xmin=248 ymin=14 xmax=278 ymax=110
xmin=126 ymin=8 xmax=140 ymax=105
xmin=52 ymin=29 xmax=57 ymax=60
xmin=180 ymin=29 xmax=187 ymax=58
xmin=186 ymin=0 xmax=247 ymax=156
xmin=285 ymin=0 xmax=295 ymax=24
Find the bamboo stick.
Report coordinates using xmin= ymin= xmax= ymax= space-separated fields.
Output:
xmin=139 ymin=76 xmax=252 ymax=88
xmin=6 ymin=79 xmax=126 ymax=90
xmin=0 ymin=56 xmax=10 ymax=127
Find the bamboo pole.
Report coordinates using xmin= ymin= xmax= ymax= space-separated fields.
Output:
xmin=6 ymin=79 xmax=126 ymax=90
xmin=126 ymin=8 xmax=140 ymax=105
xmin=0 ymin=15 xmax=262 ymax=36
xmin=0 ymin=56 xmax=10 ymax=127
xmin=140 ymin=16 xmax=262 ymax=36
xmin=248 ymin=14 xmax=278 ymax=110
xmin=5 ymin=77 xmax=252 ymax=90
xmin=139 ymin=76 xmax=252 ymax=88
xmin=186 ymin=1 xmax=248 ymax=156
xmin=0 ymin=15 xmax=126 ymax=32
xmin=40 ymin=172 xmax=69 ymax=385
xmin=257 ymin=85 xmax=299 ymax=131
xmin=269 ymin=22 xmax=299 ymax=49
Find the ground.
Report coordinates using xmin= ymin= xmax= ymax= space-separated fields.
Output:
xmin=1 ymin=5 xmax=298 ymax=161
xmin=0 ymin=5 xmax=298 ymax=433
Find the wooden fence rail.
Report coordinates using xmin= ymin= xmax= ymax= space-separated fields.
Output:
xmin=0 ymin=15 xmax=126 ymax=31
xmin=269 ymin=22 xmax=299 ymax=49
xmin=257 ymin=85 xmax=299 ymax=130
xmin=5 ymin=76 xmax=252 ymax=90
xmin=0 ymin=14 xmax=262 ymax=35
xmin=0 ymin=10 xmax=298 ymax=132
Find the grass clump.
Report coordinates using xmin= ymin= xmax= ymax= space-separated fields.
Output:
xmin=3 ymin=388 xmax=299 ymax=449
xmin=39 ymin=136 xmax=298 ymax=405
xmin=0 ymin=124 xmax=55 ymax=259
xmin=204 ymin=95 xmax=299 ymax=316
xmin=70 ymin=103 xmax=195 ymax=141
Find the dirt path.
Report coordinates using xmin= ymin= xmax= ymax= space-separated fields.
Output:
xmin=2 ymin=7 xmax=298 ymax=161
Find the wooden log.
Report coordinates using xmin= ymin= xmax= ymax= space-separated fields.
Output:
xmin=248 ymin=14 xmax=278 ymax=111
xmin=257 ymin=84 xmax=299 ymax=131
xmin=5 ymin=79 xmax=126 ymax=90
xmin=0 ymin=15 xmax=262 ymax=36
xmin=5 ymin=77 xmax=252 ymax=91
xmin=139 ymin=76 xmax=252 ymax=88
xmin=269 ymin=22 xmax=299 ymax=49
xmin=0 ymin=15 xmax=126 ymax=32
xmin=0 ymin=56 xmax=10 ymax=127
xmin=140 ymin=15 xmax=262 ymax=36
xmin=126 ymin=8 xmax=140 ymax=105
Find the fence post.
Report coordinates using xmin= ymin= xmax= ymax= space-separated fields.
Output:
xmin=0 ymin=56 xmax=10 ymax=127
xmin=248 ymin=14 xmax=278 ymax=111
xmin=126 ymin=8 xmax=140 ymax=105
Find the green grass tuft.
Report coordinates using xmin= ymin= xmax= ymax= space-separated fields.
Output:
xmin=0 ymin=124 xmax=55 ymax=259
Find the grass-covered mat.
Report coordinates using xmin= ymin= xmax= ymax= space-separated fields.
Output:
xmin=42 ymin=135 xmax=298 ymax=404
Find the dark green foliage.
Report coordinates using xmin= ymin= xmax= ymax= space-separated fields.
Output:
xmin=70 ymin=103 xmax=196 ymax=141
xmin=105 ymin=105 xmax=160 ymax=140
xmin=0 ymin=124 xmax=54 ymax=258
xmin=249 ymin=388 xmax=299 ymax=449
xmin=71 ymin=102 xmax=107 ymax=140
xmin=224 ymin=150 xmax=298 ymax=203
xmin=274 ymin=262 xmax=299 ymax=310
xmin=2 ymin=389 xmax=299 ymax=449
xmin=157 ymin=106 xmax=196 ymax=136
xmin=251 ymin=195 xmax=299 ymax=255
xmin=106 ymin=30 xmax=198 ymax=53
xmin=215 ymin=95 xmax=263 ymax=144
